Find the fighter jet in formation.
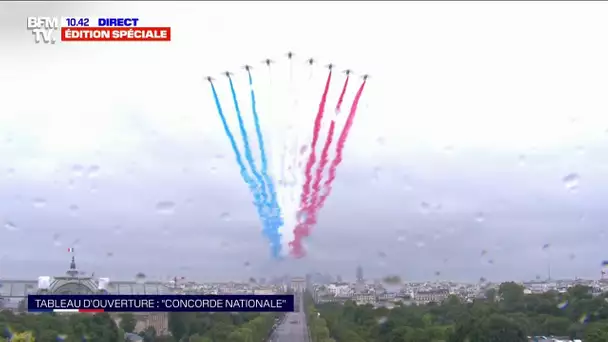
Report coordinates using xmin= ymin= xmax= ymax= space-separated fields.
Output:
xmin=223 ymin=71 xmax=233 ymax=78
xmin=307 ymin=58 xmax=315 ymax=65
xmin=343 ymin=69 xmax=353 ymax=76
xmin=326 ymin=63 xmax=334 ymax=70
xmin=242 ymin=64 xmax=253 ymax=71
xmin=262 ymin=58 xmax=274 ymax=66
xmin=362 ymin=74 xmax=370 ymax=80
xmin=286 ymin=51 xmax=295 ymax=59
xmin=205 ymin=76 xmax=215 ymax=83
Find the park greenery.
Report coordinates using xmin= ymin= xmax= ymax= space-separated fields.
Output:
xmin=305 ymin=282 xmax=608 ymax=342
xmin=0 ymin=309 xmax=278 ymax=342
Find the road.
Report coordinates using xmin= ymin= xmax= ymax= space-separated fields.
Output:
xmin=268 ymin=293 xmax=310 ymax=342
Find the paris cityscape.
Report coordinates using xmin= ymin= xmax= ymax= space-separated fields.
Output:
xmin=1 ymin=257 xmax=608 ymax=341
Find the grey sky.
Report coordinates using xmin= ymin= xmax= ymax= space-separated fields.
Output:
xmin=1 ymin=1 xmax=608 ymax=282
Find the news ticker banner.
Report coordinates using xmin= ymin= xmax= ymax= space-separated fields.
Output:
xmin=26 ymin=17 xmax=171 ymax=44
xmin=28 ymin=294 xmax=295 ymax=313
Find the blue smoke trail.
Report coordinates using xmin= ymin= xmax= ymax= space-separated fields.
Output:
xmin=210 ymin=82 xmax=279 ymax=257
xmin=246 ymin=70 xmax=283 ymax=229
xmin=209 ymin=82 xmax=256 ymax=191
xmin=226 ymin=77 xmax=281 ymax=257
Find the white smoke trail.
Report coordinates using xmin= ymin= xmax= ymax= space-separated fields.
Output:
xmin=278 ymin=55 xmax=299 ymax=255
xmin=265 ymin=61 xmax=288 ymax=256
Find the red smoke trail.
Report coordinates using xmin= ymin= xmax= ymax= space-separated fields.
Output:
xmin=308 ymin=75 xmax=349 ymax=216
xmin=291 ymin=79 xmax=366 ymax=258
xmin=298 ymin=71 xmax=332 ymax=215
xmin=335 ymin=75 xmax=350 ymax=114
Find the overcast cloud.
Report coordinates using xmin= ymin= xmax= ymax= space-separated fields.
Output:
xmin=1 ymin=1 xmax=608 ymax=283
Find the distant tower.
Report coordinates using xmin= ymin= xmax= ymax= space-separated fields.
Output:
xmin=356 ymin=265 xmax=364 ymax=283
xmin=66 ymin=256 xmax=79 ymax=278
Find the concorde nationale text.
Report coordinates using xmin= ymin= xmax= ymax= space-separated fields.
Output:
xmin=28 ymin=295 xmax=295 ymax=313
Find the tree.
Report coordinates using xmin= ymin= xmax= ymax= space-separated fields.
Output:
xmin=584 ymin=321 xmax=608 ymax=342
xmin=308 ymin=282 xmax=608 ymax=342
xmin=11 ymin=332 xmax=35 ymax=342
xmin=119 ymin=313 xmax=138 ymax=333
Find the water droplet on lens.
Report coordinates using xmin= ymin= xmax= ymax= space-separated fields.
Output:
xmin=32 ymin=198 xmax=46 ymax=208
xmin=86 ymin=165 xmax=100 ymax=178
xmin=220 ymin=212 xmax=231 ymax=221
xmin=518 ymin=154 xmax=527 ymax=166
xmin=53 ymin=233 xmax=62 ymax=247
xmin=113 ymin=225 xmax=122 ymax=235
xmin=563 ymin=173 xmax=580 ymax=191
xmin=372 ymin=167 xmax=381 ymax=182
xmin=135 ymin=272 xmax=146 ymax=284
xmin=69 ymin=204 xmax=79 ymax=215
xmin=475 ymin=212 xmax=485 ymax=223
xmin=156 ymin=201 xmax=176 ymax=215
xmin=420 ymin=202 xmax=431 ymax=214
xmin=72 ymin=164 xmax=84 ymax=177
xmin=4 ymin=220 xmax=18 ymax=231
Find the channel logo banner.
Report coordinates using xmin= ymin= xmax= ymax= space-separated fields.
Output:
xmin=28 ymin=294 xmax=295 ymax=313
xmin=26 ymin=16 xmax=171 ymax=43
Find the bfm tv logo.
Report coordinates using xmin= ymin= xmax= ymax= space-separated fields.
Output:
xmin=27 ymin=17 xmax=59 ymax=44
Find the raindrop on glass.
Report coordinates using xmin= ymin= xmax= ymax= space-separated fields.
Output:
xmin=402 ymin=176 xmax=413 ymax=192
xmin=220 ymin=212 xmax=231 ymax=222
xmin=72 ymin=164 xmax=84 ymax=177
xmin=135 ymin=272 xmax=146 ymax=284
xmin=518 ymin=154 xmax=527 ymax=166
xmin=4 ymin=220 xmax=18 ymax=231
xmin=420 ymin=202 xmax=431 ymax=215
xmin=69 ymin=204 xmax=79 ymax=216
xmin=563 ymin=173 xmax=580 ymax=191
xmin=156 ymin=201 xmax=176 ymax=215
xmin=53 ymin=233 xmax=62 ymax=247
xmin=113 ymin=225 xmax=122 ymax=235
xmin=86 ymin=165 xmax=100 ymax=178
xmin=372 ymin=167 xmax=381 ymax=182
xmin=32 ymin=198 xmax=46 ymax=208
